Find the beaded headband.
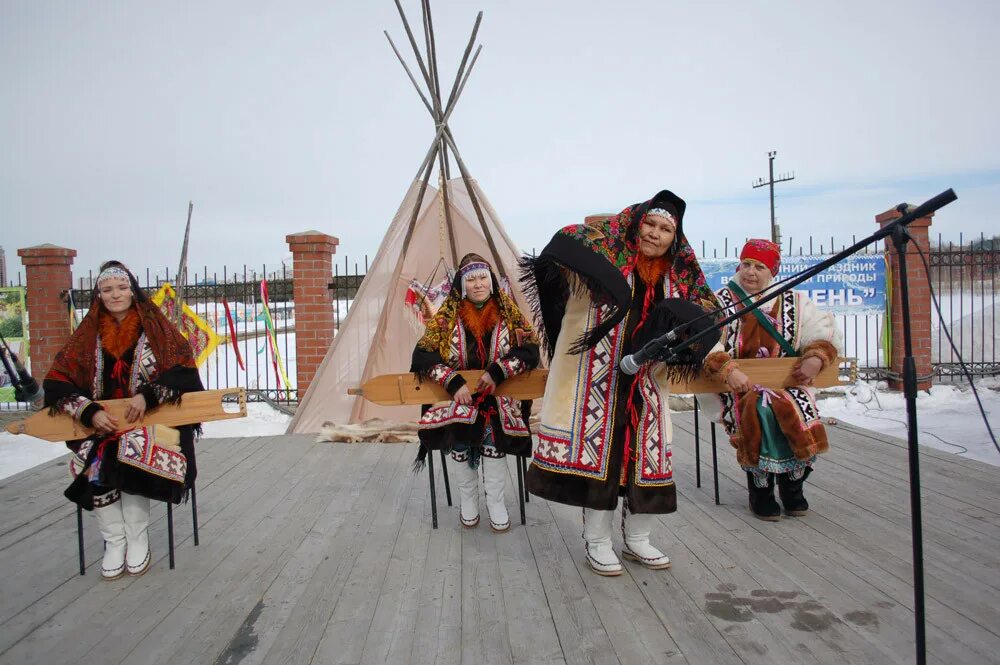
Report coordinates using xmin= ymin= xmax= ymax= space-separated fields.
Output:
xmin=96 ymin=266 xmax=132 ymax=286
xmin=646 ymin=208 xmax=677 ymax=229
xmin=458 ymin=262 xmax=492 ymax=298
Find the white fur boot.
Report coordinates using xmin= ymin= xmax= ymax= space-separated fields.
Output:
xmin=121 ymin=492 xmax=152 ymax=576
xmin=621 ymin=511 xmax=671 ymax=569
xmin=451 ymin=455 xmax=481 ymax=528
xmin=583 ymin=508 xmax=622 ymax=576
xmin=481 ymin=456 xmax=511 ymax=533
xmin=93 ymin=500 xmax=127 ymax=580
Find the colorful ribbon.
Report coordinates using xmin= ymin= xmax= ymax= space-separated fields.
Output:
xmin=260 ymin=279 xmax=294 ymax=392
xmin=222 ymin=301 xmax=246 ymax=371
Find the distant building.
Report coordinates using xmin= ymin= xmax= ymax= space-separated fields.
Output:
xmin=0 ymin=246 xmax=7 ymax=286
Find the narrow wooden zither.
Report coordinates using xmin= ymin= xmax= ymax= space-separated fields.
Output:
xmin=4 ymin=388 xmax=247 ymax=442
xmin=349 ymin=358 xmax=855 ymax=406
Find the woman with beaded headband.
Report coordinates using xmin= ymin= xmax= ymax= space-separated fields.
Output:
xmin=411 ymin=253 xmax=540 ymax=532
xmin=697 ymin=239 xmax=841 ymax=521
xmin=521 ymin=189 xmax=739 ymax=576
xmin=43 ymin=260 xmax=204 ymax=579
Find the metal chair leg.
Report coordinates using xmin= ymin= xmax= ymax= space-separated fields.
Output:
xmin=191 ymin=483 xmax=199 ymax=546
xmin=427 ymin=449 xmax=438 ymax=529
xmin=710 ymin=423 xmax=720 ymax=505
xmin=439 ymin=449 xmax=452 ymax=506
xmin=167 ymin=502 xmax=175 ymax=569
xmin=77 ymin=504 xmax=85 ymax=576
xmin=694 ymin=397 xmax=701 ymax=488
xmin=516 ymin=456 xmax=526 ymax=525
xmin=521 ymin=457 xmax=530 ymax=503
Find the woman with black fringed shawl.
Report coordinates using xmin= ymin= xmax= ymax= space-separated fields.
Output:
xmin=411 ymin=253 xmax=540 ymax=533
xmin=522 ymin=190 xmax=744 ymax=576
xmin=44 ymin=261 xmax=203 ymax=579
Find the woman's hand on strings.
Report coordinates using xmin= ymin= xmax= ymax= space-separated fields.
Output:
xmin=475 ymin=373 xmax=496 ymax=395
xmin=91 ymin=409 xmax=119 ymax=435
xmin=726 ymin=368 xmax=752 ymax=394
xmin=125 ymin=394 xmax=147 ymax=423
xmin=791 ymin=356 xmax=823 ymax=386
xmin=454 ymin=385 xmax=473 ymax=405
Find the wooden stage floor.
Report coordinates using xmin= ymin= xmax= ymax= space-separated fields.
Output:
xmin=1 ymin=414 xmax=998 ymax=665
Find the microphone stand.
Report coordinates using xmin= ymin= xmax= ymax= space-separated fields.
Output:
xmin=659 ymin=189 xmax=957 ymax=665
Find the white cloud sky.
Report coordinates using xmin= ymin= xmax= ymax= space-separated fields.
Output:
xmin=2 ymin=0 xmax=998 ymax=279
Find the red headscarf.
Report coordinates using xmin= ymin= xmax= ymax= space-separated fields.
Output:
xmin=739 ymin=239 xmax=781 ymax=276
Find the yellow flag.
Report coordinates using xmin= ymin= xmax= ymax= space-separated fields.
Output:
xmin=151 ymin=283 xmax=221 ymax=368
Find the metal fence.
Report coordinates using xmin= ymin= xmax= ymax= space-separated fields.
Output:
xmin=930 ymin=234 xmax=999 ymax=378
xmin=1 ymin=232 xmax=996 ymax=413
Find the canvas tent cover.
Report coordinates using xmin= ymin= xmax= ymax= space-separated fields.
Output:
xmin=287 ymin=178 xmax=533 ymax=433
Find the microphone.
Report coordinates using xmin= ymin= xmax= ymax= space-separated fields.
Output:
xmin=620 ymin=329 xmax=678 ymax=375
xmin=0 ymin=334 xmax=44 ymax=409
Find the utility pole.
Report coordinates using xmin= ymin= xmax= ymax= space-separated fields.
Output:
xmin=752 ymin=151 xmax=795 ymax=245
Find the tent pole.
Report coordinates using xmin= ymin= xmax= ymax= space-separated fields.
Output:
xmin=401 ymin=143 xmax=440 ymax=256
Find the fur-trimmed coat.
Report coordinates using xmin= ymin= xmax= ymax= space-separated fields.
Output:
xmin=698 ymin=282 xmax=842 ymax=466
xmin=528 ymin=271 xmax=724 ymax=513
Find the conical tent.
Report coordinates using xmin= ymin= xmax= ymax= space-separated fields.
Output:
xmin=286 ymin=177 xmax=531 ymax=433
xmin=287 ymin=2 xmax=527 ymax=434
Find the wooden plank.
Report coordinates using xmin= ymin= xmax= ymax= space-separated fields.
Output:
xmin=0 ymin=435 xmax=300 ymax=664
xmin=5 ymin=388 xmax=247 ymax=441
xmin=670 ymin=457 xmax=997 ymax=664
xmin=459 ymin=498 xmax=513 ymax=665
xmin=409 ymin=485 xmax=463 ymax=665
xmin=520 ymin=495 xmax=623 ymax=664
xmin=544 ymin=500 xmax=694 ymax=665
xmin=358 ymin=455 xmax=435 ymax=665
xmin=308 ymin=447 xmax=420 ymax=664
xmin=221 ymin=442 xmax=386 ymax=665
xmin=665 ymin=457 xmax=913 ymax=664
xmin=0 ymin=435 xmax=273 ymax=643
xmin=670 ymin=418 xmax=1000 ymax=664
xmin=128 ymin=442 xmax=379 ymax=665
xmin=495 ymin=458 xmax=567 ymax=665
xmin=355 ymin=359 xmax=851 ymax=406
xmin=257 ymin=445 xmax=408 ymax=665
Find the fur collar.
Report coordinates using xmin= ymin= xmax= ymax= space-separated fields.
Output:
xmin=459 ymin=298 xmax=500 ymax=341
xmin=635 ymin=254 xmax=670 ymax=287
xmin=98 ymin=308 xmax=142 ymax=359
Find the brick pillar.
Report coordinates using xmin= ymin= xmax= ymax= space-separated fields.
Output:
xmin=17 ymin=244 xmax=77 ymax=380
xmin=876 ymin=206 xmax=934 ymax=391
xmin=286 ymin=231 xmax=339 ymax=399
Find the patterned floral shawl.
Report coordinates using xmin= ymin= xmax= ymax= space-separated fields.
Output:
xmin=521 ymin=189 xmax=721 ymax=358
xmin=46 ymin=262 xmax=197 ymax=396
xmin=415 ymin=258 xmax=538 ymax=364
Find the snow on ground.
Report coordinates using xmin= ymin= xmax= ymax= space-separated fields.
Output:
xmin=0 ymin=431 xmax=68 ymax=481
xmin=820 ymin=377 xmax=1000 ymax=467
xmin=200 ymin=402 xmax=291 ymax=438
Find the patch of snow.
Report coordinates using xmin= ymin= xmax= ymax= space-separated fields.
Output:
xmin=199 ymin=402 xmax=291 ymax=438
xmin=820 ymin=377 xmax=1000 ymax=467
xmin=0 ymin=431 xmax=68 ymax=481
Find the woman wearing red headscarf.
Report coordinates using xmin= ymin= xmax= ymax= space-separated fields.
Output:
xmin=699 ymin=240 xmax=841 ymax=521
xmin=44 ymin=261 xmax=203 ymax=579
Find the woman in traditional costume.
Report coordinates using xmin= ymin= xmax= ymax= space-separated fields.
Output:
xmin=411 ymin=253 xmax=540 ymax=532
xmin=44 ymin=261 xmax=203 ymax=578
xmin=522 ymin=190 xmax=741 ymax=576
xmin=698 ymin=239 xmax=841 ymax=520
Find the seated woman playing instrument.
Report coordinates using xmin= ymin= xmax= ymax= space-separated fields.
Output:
xmin=411 ymin=253 xmax=540 ymax=532
xmin=44 ymin=261 xmax=203 ymax=579
xmin=698 ymin=239 xmax=842 ymax=521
